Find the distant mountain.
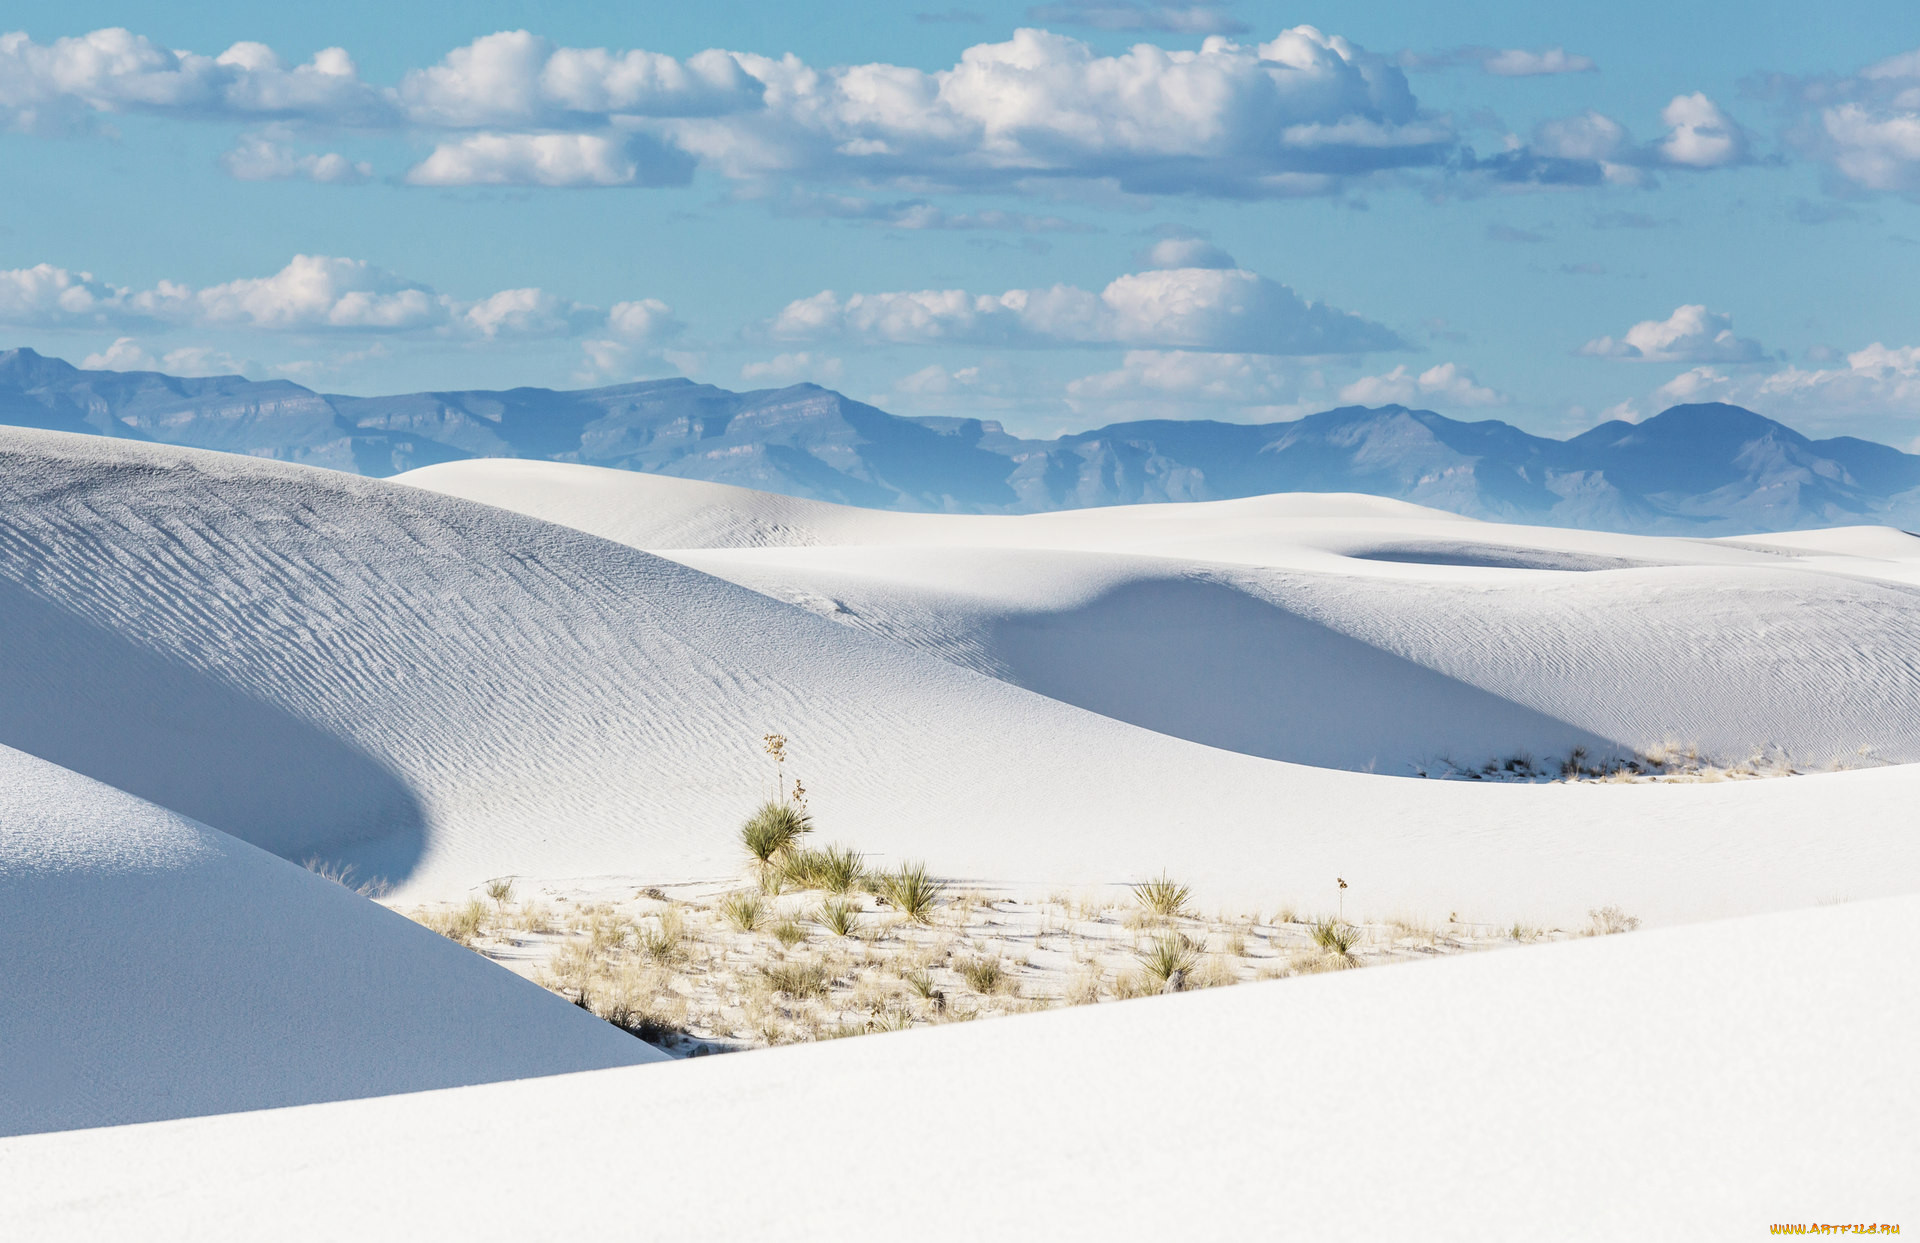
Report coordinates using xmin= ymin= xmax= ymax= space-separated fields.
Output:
xmin=5 ymin=345 xmax=1919 ymax=533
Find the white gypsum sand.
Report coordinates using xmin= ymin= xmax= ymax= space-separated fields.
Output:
xmin=0 ymin=745 xmax=658 ymax=1138
xmin=7 ymin=894 xmax=1915 ymax=1239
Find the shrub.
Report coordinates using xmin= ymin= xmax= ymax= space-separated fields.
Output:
xmin=960 ymin=957 xmax=1007 ymax=995
xmin=1587 ymin=906 xmax=1640 ymax=936
xmin=721 ymin=891 xmax=764 ymax=932
xmin=484 ymin=878 xmax=515 ymax=910
xmin=765 ymin=961 xmax=830 ymax=999
xmin=1137 ymin=932 xmax=1200 ymax=990
xmin=816 ymin=897 xmax=860 ymax=938
xmin=742 ymin=800 xmax=814 ymax=866
xmin=1130 ymin=872 xmax=1192 ymax=919
xmin=639 ymin=909 xmax=685 ymax=963
xmin=881 ymin=861 xmax=943 ymax=923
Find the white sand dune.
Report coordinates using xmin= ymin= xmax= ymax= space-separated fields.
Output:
xmin=8 ymin=893 xmax=1913 ymax=1239
xmin=406 ymin=458 xmax=1920 ymax=772
xmin=0 ymin=428 xmax=1914 ymax=928
xmin=0 ymin=745 xmax=658 ymax=1138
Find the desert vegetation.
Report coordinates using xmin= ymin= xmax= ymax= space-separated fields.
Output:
xmin=1414 ymin=741 xmax=1889 ymax=783
xmin=393 ymin=734 xmax=1623 ymax=1054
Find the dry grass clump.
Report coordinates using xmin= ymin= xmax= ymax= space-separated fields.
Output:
xmin=1131 ymin=872 xmax=1192 ymax=919
xmin=1586 ymin=906 xmax=1640 ymax=936
xmin=301 ymin=858 xmax=392 ymax=899
xmin=765 ymin=961 xmax=831 ymax=999
xmin=959 ymin=957 xmax=1009 ymax=995
xmin=771 ymin=916 xmax=808 ymax=948
xmin=638 ymin=909 xmax=686 ymax=962
xmin=783 ymin=844 xmax=864 ymax=894
xmin=721 ymin=891 xmax=765 ymax=932
xmin=422 ymin=898 xmax=488 ymax=947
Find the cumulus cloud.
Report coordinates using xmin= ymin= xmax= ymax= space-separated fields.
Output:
xmin=1337 ymin=361 xmax=1503 ymax=407
xmin=740 ymin=351 xmax=844 ymax=386
xmin=773 ymin=190 xmax=1092 ymax=232
xmin=671 ymin=26 xmax=1449 ymax=198
xmin=1404 ymin=46 xmax=1596 ymax=77
xmin=403 ymin=129 xmax=694 ymax=187
xmin=768 ymin=263 xmax=1402 ymax=355
xmin=79 ymin=338 xmax=245 ymax=375
xmin=896 ymin=362 xmax=986 ymax=395
xmin=1473 ymin=93 xmax=1750 ymax=186
xmin=396 ymin=31 xmax=762 ymax=128
xmin=1025 ymin=2 xmax=1247 ymax=35
xmin=1137 ymin=236 xmax=1236 ymax=267
xmin=1066 ymin=349 xmax=1292 ymax=404
xmin=0 ymin=255 xmax=668 ymax=341
xmin=1580 ymin=305 xmax=1771 ymax=364
xmin=1768 ymin=48 xmax=1920 ymax=198
xmin=221 ymin=131 xmax=371 ymax=183
xmin=1483 ymin=47 xmax=1596 ymax=77
xmin=0 ymin=28 xmax=394 ymax=133
xmin=1648 ymin=344 xmax=1920 ymax=420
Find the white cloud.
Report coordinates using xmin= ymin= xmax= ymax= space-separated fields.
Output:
xmin=0 ymin=263 xmax=126 ymax=325
xmin=396 ymin=31 xmax=761 ymax=127
xmin=768 ymin=263 xmax=1401 ymax=355
xmin=221 ymin=131 xmax=371 ymax=183
xmin=896 ymin=362 xmax=985 ymax=395
xmin=1482 ymin=47 xmax=1596 ymax=77
xmin=1657 ymin=92 xmax=1748 ymax=168
xmin=1066 ymin=349 xmax=1291 ymax=403
xmin=1024 ymin=3 xmax=1248 ymax=35
xmin=1337 ymin=361 xmax=1503 ymax=407
xmin=403 ymin=130 xmax=694 ymax=187
xmin=1775 ymin=47 xmax=1920 ymax=198
xmin=0 ymin=28 xmax=393 ymax=133
xmin=740 ymin=351 xmax=844 ymax=386
xmin=79 ymin=338 xmax=245 ymax=375
xmin=1580 ymin=305 xmax=1770 ymax=364
xmin=1138 ymin=237 xmax=1236 ymax=268
xmin=673 ymin=26 xmax=1447 ymax=197
xmin=772 ymin=189 xmax=1091 ymax=232
xmin=1478 ymin=93 xmax=1748 ymax=186
xmin=1 ymin=255 xmax=670 ymax=342
xmin=1650 ymin=343 xmax=1920 ymax=420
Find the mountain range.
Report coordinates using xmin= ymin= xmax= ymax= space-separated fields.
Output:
xmin=4 ymin=345 xmax=1917 ymax=534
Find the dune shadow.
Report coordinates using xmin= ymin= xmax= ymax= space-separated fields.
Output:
xmin=1345 ymin=541 xmax=1661 ymax=572
xmin=0 ymin=577 xmax=426 ymax=877
xmin=990 ymin=575 xmax=1624 ymax=773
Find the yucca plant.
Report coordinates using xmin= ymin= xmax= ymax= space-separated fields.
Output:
xmin=1137 ymin=932 xmax=1199 ymax=989
xmin=1130 ymin=872 xmax=1192 ymax=919
xmin=816 ymin=896 xmax=860 ymax=938
xmin=881 ymin=861 xmax=943 ymax=924
xmin=1311 ymin=917 xmax=1362 ymax=962
xmin=742 ymin=800 xmax=814 ymax=866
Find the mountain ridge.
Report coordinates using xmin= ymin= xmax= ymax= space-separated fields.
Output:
xmin=5 ymin=345 xmax=1917 ymax=534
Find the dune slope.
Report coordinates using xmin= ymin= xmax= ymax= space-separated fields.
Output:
xmin=7 ymin=894 xmax=1914 ymax=1238
xmin=0 ymin=746 xmax=659 ymax=1138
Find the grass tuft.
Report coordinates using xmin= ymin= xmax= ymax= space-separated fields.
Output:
xmin=765 ymin=961 xmax=830 ymax=999
xmin=721 ymin=891 xmax=765 ymax=932
xmin=783 ymin=844 xmax=865 ymax=894
xmin=1587 ymin=906 xmax=1641 ymax=936
xmin=959 ymin=957 xmax=1008 ymax=995
xmin=771 ymin=917 xmax=808 ymax=948
xmin=1310 ymin=917 xmax=1362 ymax=961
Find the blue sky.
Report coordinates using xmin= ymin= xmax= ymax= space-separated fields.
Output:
xmin=4 ymin=0 xmax=1919 ymax=444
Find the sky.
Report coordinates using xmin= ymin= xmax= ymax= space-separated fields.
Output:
xmin=3 ymin=0 xmax=1919 ymax=444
